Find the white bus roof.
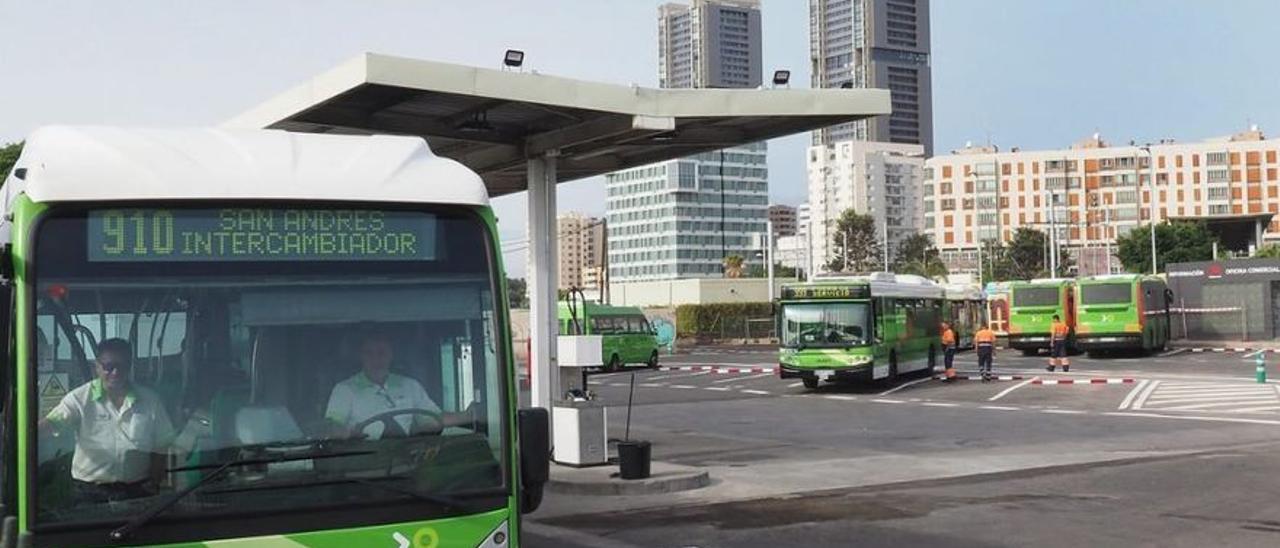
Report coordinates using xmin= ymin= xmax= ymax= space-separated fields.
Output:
xmin=1 ymin=126 xmax=488 ymax=211
xmin=944 ymin=284 xmax=986 ymax=301
xmin=787 ymin=273 xmax=944 ymax=299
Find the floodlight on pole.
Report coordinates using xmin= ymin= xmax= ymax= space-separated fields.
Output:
xmin=772 ymin=70 xmax=791 ymax=87
xmin=503 ymin=49 xmax=525 ymax=69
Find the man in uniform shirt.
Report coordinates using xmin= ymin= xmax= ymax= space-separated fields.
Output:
xmin=1047 ymin=314 xmax=1071 ymax=372
xmin=326 ymin=331 xmax=475 ymax=439
xmin=39 ymin=338 xmax=175 ymax=504
xmin=940 ymin=321 xmax=958 ymax=381
xmin=974 ymin=325 xmax=997 ymax=382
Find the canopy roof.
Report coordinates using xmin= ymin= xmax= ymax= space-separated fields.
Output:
xmin=227 ymin=53 xmax=891 ymax=196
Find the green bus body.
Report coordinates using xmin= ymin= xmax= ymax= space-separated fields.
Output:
xmin=557 ymin=302 xmax=660 ymax=370
xmin=1007 ymin=279 xmax=1077 ymax=354
xmin=777 ymin=275 xmax=943 ymax=389
xmin=1075 ymin=274 xmax=1172 ymax=353
xmin=1 ymin=129 xmax=547 ymax=547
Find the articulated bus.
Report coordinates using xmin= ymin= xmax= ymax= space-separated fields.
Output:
xmin=1075 ymin=274 xmax=1172 ymax=355
xmin=0 ymin=127 xmax=549 ymax=547
xmin=1007 ymin=279 xmax=1077 ymax=355
xmin=557 ymin=302 xmax=660 ymax=371
xmin=778 ymin=273 xmax=943 ymax=389
xmin=943 ymin=284 xmax=986 ymax=350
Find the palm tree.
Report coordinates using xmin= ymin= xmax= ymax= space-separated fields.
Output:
xmin=723 ymin=254 xmax=745 ymax=278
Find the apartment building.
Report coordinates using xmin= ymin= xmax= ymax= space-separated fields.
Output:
xmin=556 ymin=212 xmax=606 ymax=290
xmin=810 ymin=0 xmax=933 ymax=154
xmin=922 ymin=127 xmax=1280 ymax=274
xmin=808 ymin=140 xmax=926 ymax=273
xmin=769 ymin=204 xmax=798 ymax=237
xmin=609 ymin=0 xmax=768 ymax=282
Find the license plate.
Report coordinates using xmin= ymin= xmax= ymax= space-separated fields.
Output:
xmin=815 ymin=370 xmax=834 ymax=381
xmin=1099 ymin=337 xmax=1119 ymax=342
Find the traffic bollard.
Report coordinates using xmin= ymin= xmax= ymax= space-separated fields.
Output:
xmin=1256 ymin=352 xmax=1267 ymax=384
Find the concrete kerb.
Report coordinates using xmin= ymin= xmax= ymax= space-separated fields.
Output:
xmin=548 ymin=461 xmax=711 ymax=496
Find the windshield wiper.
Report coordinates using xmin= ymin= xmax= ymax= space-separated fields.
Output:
xmin=108 ymin=449 xmax=374 ymax=542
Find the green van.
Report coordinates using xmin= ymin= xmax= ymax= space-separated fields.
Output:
xmin=558 ymin=301 xmax=661 ymax=371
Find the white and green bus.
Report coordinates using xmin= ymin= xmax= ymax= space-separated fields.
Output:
xmin=0 ymin=127 xmax=548 ymax=547
xmin=778 ymin=273 xmax=944 ymax=389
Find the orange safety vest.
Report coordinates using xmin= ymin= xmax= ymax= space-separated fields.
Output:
xmin=941 ymin=328 xmax=956 ymax=347
xmin=974 ymin=328 xmax=996 ymax=346
xmin=1051 ymin=321 xmax=1069 ymax=341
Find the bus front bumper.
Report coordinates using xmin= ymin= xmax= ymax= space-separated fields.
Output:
xmin=1076 ymin=334 xmax=1142 ymax=350
xmin=779 ymin=362 xmax=874 ymax=381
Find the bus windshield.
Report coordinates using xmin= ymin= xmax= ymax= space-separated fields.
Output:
xmin=32 ymin=206 xmax=507 ymax=530
xmin=591 ymin=315 xmax=652 ymax=335
xmin=781 ymin=302 xmax=870 ymax=348
xmin=1012 ymin=287 xmax=1060 ymax=307
xmin=1081 ymin=283 xmax=1132 ymax=305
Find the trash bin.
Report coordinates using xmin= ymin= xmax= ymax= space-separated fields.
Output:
xmin=616 ymin=440 xmax=651 ymax=480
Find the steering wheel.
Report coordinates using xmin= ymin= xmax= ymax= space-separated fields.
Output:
xmin=350 ymin=409 xmax=444 ymax=439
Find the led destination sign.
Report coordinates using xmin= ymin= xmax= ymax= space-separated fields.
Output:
xmin=87 ymin=208 xmax=436 ymax=262
xmin=780 ymin=285 xmax=870 ymax=300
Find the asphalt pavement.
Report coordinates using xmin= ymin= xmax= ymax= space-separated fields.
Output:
xmin=523 ymin=346 xmax=1280 ymax=547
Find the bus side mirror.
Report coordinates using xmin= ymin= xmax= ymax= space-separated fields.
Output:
xmin=517 ymin=407 xmax=550 ymax=514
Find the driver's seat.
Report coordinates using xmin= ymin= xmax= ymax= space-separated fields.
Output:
xmin=235 ymin=405 xmax=304 ymax=445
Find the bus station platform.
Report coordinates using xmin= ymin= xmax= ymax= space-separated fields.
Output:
xmin=548 ymin=461 xmax=710 ymax=496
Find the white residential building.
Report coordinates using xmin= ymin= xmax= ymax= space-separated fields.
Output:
xmin=808 ymin=140 xmax=925 ymax=273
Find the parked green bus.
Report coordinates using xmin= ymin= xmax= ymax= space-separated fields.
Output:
xmin=778 ymin=273 xmax=943 ymax=389
xmin=1075 ymin=274 xmax=1172 ymax=355
xmin=2 ymin=127 xmax=548 ymax=547
xmin=943 ymin=284 xmax=986 ymax=350
xmin=1007 ymin=278 xmax=1078 ymax=355
xmin=558 ymin=302 xmax=660 ymax=371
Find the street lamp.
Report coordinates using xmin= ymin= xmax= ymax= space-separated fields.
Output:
xmin=1139 ymin=145 xmax=1157 ymax=274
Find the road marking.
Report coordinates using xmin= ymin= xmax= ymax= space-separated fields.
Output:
xmin=1105 ymin=411 xmax=1280 ymax=426
xmin=704 ymin=386 xmax=731 ymax=392
xmin=878 ymin=377 xmax=932 ymax=396
xmin=787 ymin=382 xmax=804 ymax=388
xmin=1228 ymin=405 xmax=1280 ymax=413
xmin=979 ymin=405 xmax=1019 ymax=411
xmin=920 ymin=402 xmax=959 ymax=408
xmin=1150 ymin=399 xmax=1278 ymax=411
xmin=709 ymin=375 xmax=747 ymax=384
xmin=824 ymin=395 xmax=857 ymax=401
xmin=1130 ymin=380 xmax=1162 ymax=410
xmin=738 ymin=372 xmax=776 ymax=382
xmin=740 ymin=389 xmax=771 ymax=395
xmin=1158 ymin=348 xmax=1189 ymax=357
xmin=670 ymin=384 xmax=697 ymax=389
xmin=638 ymin=383 xmax=665 ymax=388
xmin=871 ymin=398 xmax=906 ymax=404
xmin=1117 ymin=379 xmax=1150 ymax=410
xmin=1146 ymin=393 xmax=1277 ymax=404
xmin=645 ymin=372 xmax=690 ymax=381
xmin=1244 ymin=349 xmax=1267 ymax=358
xmin=1041 ymin=409 xmax=1087 ymax=415
xmin=989 ymin=377 xmax=1037 ymax=401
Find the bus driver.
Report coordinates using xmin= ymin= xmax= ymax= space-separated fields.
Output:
xmin=325 ymin=331 xmax=475 ymax=439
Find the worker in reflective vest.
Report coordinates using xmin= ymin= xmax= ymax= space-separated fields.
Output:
xmin=1046 ymin=314 xmax=1070 ymax=373
xmin=974 ymin=325 xmax=997 ymax=382
xmin=940 ymin=322 xmax=957 ymax=381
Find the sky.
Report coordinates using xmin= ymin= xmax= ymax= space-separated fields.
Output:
xmin=2 ymin=0 xmax=1278 ymax=277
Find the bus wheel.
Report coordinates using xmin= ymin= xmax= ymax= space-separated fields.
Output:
xmin=802 ymin=376 xmax=819 ymax=390
xmin=888 ymin=351 xmax=899 ymax=380
xmin=605 ymin=354 xmax=621 ymax=372
xmin=647 ymin=350 xmax=660 ymax=369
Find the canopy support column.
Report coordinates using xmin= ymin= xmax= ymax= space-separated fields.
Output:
xmin=527 ymin=153 xmax=560 ymax=415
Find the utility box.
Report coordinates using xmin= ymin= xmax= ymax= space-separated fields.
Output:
xmin=552 ymin=400 xmax=608 ymax=466
xmin=557 ymin=335 xmax=603 ymax=368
